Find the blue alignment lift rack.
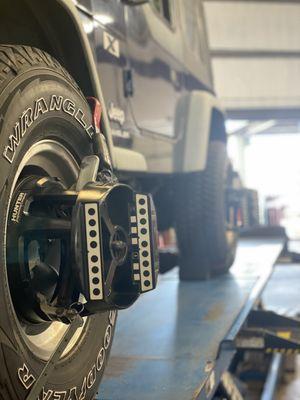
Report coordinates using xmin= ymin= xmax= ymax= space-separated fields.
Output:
xmin=25 ymin=237 xmax=300 ymax=400
xmin=99 ymin=237 xmax=300 ymax=400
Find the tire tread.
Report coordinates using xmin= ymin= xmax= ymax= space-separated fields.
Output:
xmin=175 ymin=141 xmax=237 ymax=280
xmin=0 ymin=45 xmax=80 ymax=94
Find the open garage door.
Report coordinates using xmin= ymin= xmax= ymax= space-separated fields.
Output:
xmin=204 ymin=0 xmax=300 ymax=120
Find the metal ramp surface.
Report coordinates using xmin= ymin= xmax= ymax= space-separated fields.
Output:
xmin=98 ymin=238 xmax=284 ymax=400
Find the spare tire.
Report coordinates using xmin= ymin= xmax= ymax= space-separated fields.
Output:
xmin=0 ymin=45 xmax=115 ymax=400
xmin=175 ymin=141 xmax=238 ymax=280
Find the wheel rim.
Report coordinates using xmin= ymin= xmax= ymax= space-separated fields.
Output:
xmin=5 ymin=140 xmax=88 ymax=360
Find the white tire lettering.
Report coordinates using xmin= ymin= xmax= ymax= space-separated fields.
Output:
xmin=33 ymin=98 xmax=48 ymax=120
xmin=62 ymin=99 xmax=76 ymax=116
xmin=75 ymin=109 xmax=87 ymax=129
xmin=96 ymin=348 xmax=105 ymax=372
xmin=78 ymin=377 xmax=87 ymax=400
xmin=85 ymin=125 xmax=94 ymax=138
xmin=67 ymin=387 xmax=79 ymax=400
xmin=109 ymin=310 xmax=117 ymax=326
xmin=104 ymin=325 xmax=112 ymax=350
xmin=3 ymin=122 xmax=21 ymax=163
xmin=18 ymin=363 xmax=35 ymax=390
xmin=87 ymin=366 xmax=96 ymax=389
xmin=53 ymin=391 xmax=67 ymax=400
xmin=38 ymin=388 xmax=53 ymax=400
xmin=50 ymin=95 xmax=63 ymax=111
xmin=21 ymin=108 xmax=33 ymax=137
xmin=3 ymin=95 xmax=95 ymax=164
xmin=17 ymin=322 xmax=113 ymax=397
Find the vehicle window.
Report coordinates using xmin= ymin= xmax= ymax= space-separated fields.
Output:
xmin=152 ymin=0 xmax=172 ymax=24
xmin=181 ymin=1 xmax=207 ymax=61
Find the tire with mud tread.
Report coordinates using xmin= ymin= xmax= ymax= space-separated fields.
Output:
xmin=175 ymin=141 xmax=237 ymax=280
xmin=0 ymin=45 xmax=115 ymax=400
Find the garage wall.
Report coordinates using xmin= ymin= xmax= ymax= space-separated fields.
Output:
xmin=203 ymin=1 xmax=300 ymax=118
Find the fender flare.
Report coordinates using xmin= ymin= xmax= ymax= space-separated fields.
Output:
xmin=173 ymin=90 xmax=226 ymax=172
xmin=49 ymin=0 xmax=116 ymax=165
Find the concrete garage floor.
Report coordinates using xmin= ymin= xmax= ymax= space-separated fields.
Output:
xmin=262 ymin=262 xmax=300 ymax=399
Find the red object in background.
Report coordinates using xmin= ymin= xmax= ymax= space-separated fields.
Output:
xmin=265 ymin=196 xmax=285 ymax=226
xmin=267 ymin=207 xmax=285 ymax=226
xmin=159 ymin=229 xmax=177 ymax=250
xmin=87 ymin=97 xmax=102 ymax=133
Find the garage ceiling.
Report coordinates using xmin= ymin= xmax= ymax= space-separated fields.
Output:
xmin=204 ymin=0 xmax=300 ymax=121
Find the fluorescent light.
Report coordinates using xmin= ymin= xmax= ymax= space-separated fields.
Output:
xmin=247 ymin=120 xmax=276 ymax=135
xmin=94 ymin=14 xmax=114 ymax=25
xmin=226 ymin=120 xmax=249 ymax=134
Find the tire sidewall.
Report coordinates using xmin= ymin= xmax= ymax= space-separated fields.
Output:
xmin=0 ymin=68 xmax=115 ymax=399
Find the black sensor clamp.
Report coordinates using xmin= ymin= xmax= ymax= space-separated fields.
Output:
xmin=73 ymin=172 xmax=159 ymax=315
xmin=8 ymin=97 xmax=159 ymax=324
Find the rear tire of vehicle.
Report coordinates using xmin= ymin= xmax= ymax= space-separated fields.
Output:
xmin=175 ymin=141 xmax=237 ymax=280
xmin=0 ymin=45 xmax=115 ymax=400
